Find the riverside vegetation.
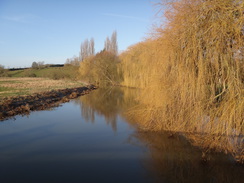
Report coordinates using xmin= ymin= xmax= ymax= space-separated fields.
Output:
xmin=0 ymin=63 xmax=98 ymax=119
xmin=0 ymin=0 xmax=243 ymax=162
xmin=77 ymin=0 xmax=243 ymax=162
xmin=0 ymin=64 xmax=91 ymax=118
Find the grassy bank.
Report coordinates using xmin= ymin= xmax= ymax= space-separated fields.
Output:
xmin=2 ymin=65 xmax=79 ymax=80
xmin=0 ymin=77 xmax=84 ymax=99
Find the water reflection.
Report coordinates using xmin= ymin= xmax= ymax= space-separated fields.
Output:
xmin=74 ymin=87 xmax=244 ymax=183
xmin=133 ymin=132 xmax=244 ymax=183
xmin=0 ymin=87 xmax=243 ymax=183
xmin=75 ymin=87 xmax=138 ymax=131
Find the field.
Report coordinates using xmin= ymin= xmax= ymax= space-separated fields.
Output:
xmin=3 ymin=65 xmax=79 ymax=80
xmin=0 ymin=77 xmax=84 ymax=99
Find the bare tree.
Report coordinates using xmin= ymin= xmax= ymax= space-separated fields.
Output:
xmin=104 ymin=36 xmax=111 ymax=52
xmin=80 ymin=39 xmax=88 ymax=61
xmin=80 ymin=38 xmax=95 ymax=61
xmin=65 ymin=58 xmax=71 ymax=65
xmin=32 ymin=62 xmax=38 ymax=69
xmin=72 ymin=55 xmax=80 ymax=66
xmin=111 ymin=31 xmax=118 ymax=55
xmin=89 ymin=38 xmax=95 ymax=56
xmin=104 ymin=31 xmax=118 ymax=55
xmin=38 ymin=61 xmax=45 ymax=68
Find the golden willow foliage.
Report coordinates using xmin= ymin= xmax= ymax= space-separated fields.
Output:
xmin=79 ymin=51 xmax=121 ymax=86
xmin=120 ymin=40 xmax=165 ymax=88
xmin=120 ymin=0 xmax=244 ymax=137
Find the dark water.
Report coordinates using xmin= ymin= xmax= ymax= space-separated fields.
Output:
xmin=0 ymin=88 xmax=243 ymax=183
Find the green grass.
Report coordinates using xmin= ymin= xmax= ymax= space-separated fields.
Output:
xmin=6 ymin=65 xmax=79 ymax=80
xmin=0 ymin=77 xmax=85 ymax=99
xmin=0 ymin=86 xmax=28 ymax=98
xmin=0 ymin=80 xmax=21 ymax=84
xmin=0 ymin=86 xmax=12 ymax=92
xmin=0 ymin=88 xmax=29 ymax=98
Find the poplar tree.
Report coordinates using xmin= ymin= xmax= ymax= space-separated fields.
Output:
xmin=111 ymin=31 xmax=118 ymax=55
xmin=80 ymin=38 xmax=95 ymax=61
xmin=104 ymin=37 xmax=111 ymax=52
xmin=104 ymin=31 xmax=118 ymax=55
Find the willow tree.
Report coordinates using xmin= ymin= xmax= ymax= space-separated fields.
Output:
xmin=119 ymin=0 xmax=243 ymax=162
xmin=155 ymin=0 xmax=244 ymax=134
xmin=119 ymin=40 xmax=161 ymax=88
xmin=79 ymin=50 xmax=121 ymax=85
xmin=121 ymin=0 xmax=244 ymax=136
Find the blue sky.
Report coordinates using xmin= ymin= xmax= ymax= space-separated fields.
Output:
xmin=0 ymin=0 xmax=158 ymax=68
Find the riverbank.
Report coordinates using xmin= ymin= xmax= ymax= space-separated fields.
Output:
xmin=0 ymin=85 xmax=97 ymax=120
xmin=0 ymin=77 xmax=86 ymax=98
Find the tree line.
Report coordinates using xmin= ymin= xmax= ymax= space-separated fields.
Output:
xmin=67 ymin=30 xmax=120 ymax=85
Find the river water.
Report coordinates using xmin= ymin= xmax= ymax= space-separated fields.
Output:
xmin=0 ymin=87 xmax=243 ymax=183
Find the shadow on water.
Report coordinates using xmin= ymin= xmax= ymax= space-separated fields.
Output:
xmin=74 ymin=87 xmax=244 ymax=183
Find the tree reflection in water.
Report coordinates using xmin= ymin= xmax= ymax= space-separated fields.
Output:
xmin=75 ymin=87 xmax=138 ymax=131
xmin=74 ymin=87 xmax=243 ymax=182
xmin=130 ymin=131 xmax=244 ymax=183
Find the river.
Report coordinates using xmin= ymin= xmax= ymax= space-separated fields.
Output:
xmin=0 ymin=87 xmax=243 ymax=183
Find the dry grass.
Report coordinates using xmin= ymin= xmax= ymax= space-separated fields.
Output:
xmin=0 ymin=77 xmax=84 ymax=98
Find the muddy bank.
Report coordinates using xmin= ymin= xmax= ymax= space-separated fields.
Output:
xmin=0 ymin=85 xmax=97 ymax=120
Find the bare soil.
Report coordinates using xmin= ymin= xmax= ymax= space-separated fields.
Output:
xmin=0 ymin=85 xmax=97 ymax=120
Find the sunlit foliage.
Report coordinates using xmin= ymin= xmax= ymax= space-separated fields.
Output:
xmin=79 ymin=51 xmax=121 ymax=86
xmin=120 ymin=0 xmax=244 ymax=137
xmin=119 ymin=40 xmax=163 ymax=88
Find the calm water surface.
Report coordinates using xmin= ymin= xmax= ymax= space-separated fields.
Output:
xmin=0 ymin=88 xmax=243 ymax=183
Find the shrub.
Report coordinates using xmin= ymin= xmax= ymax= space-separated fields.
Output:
xmin=79 ymin=51 xmax=121 ymax=85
